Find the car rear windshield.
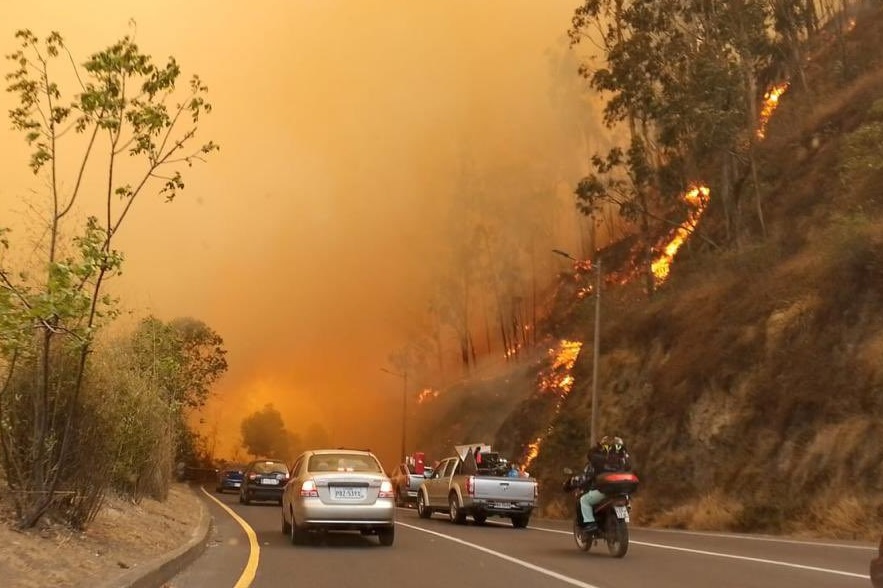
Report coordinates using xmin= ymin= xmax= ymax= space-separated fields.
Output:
xmin=309 ymin=454 xmax=382 ymax=473
xmin=252 ymin=461 xmax=288 ymax=475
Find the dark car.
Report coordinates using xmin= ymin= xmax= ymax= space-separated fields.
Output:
xmin=216 ymin=464 xmax=245 ymax=493
xmin=871 ymin=533 xmax=883 ymax=588
xmin=239 ymin=459 xmax=290 ymax=505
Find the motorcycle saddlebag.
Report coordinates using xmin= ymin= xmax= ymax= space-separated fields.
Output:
xmin=595 ymin=471 xmax=639 ymax=495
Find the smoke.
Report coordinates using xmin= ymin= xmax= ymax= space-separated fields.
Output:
xmin=0 ymin=0 xmax=604 ymax=467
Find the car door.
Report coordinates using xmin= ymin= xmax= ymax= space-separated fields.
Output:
xmin=427 ymin=458 xmax=455 ymax=505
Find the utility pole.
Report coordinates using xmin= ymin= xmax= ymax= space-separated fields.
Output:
xmin=381 ymin=368 xmax=408 ymax=461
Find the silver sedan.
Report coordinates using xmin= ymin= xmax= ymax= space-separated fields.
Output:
xmin=281 ymin=449 xmax=396 ymax=546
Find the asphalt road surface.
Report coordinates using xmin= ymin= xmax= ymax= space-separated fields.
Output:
xmin=168 ymin=485 xmax=875 ymax=588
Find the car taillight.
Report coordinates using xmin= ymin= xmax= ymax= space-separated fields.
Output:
xmin=465 ymin=475 xmax=474 ymax=496
xmin=300 ymin=479 xmax=319 ymax=497
xmin=379 ymin=480 xmax=394 ymax=499
xmin=248 ymin=473 xmax=257 ymax=480
xmin=534 ymin=483 xmax=538 ymax=499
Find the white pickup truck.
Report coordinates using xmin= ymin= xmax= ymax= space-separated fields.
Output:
xmin=416 ymin=445 xmax=537 ymax=528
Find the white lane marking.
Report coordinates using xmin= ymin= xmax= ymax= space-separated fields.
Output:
xmin=628 ymin=541 xmax=870 ymax=580
xmin=630 ymin=528 xmax=877 ymax=551
xmin=528 ymin=526 xmax=869 ymax=579
xmin=396 ymin=522 xmax=602 ymax=588
xmin=527 ymin=523 xmax=875 ymax=550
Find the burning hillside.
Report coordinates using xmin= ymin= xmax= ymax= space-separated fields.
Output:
xmin=521 ymin=339 xmax=583 ymax=470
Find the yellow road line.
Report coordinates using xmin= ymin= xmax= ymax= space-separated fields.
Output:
xmin=200 ymin=486 xmax=260 ymax=588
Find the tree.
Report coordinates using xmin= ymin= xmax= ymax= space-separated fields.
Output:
xmin=130 ymin=316 xmax=228 ymax=410
xmin=302 ymin=422 xmax=331 ymax=450
xmin=126 ymin=315 xmax=227 ymax=496
xmin=568 ymin=0 xmax=773 ymax=271
xmin=0 ymin=29 xmax=217 ymax=528
xmin=241 ymin=404 xmax=291 ymax=459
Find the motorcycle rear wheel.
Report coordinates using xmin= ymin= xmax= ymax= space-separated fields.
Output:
xmin=605 ymin=516 xmax=629 ymax=558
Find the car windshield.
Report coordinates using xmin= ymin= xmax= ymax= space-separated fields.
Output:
xmin=252 ymin=461 xmax=287 ymax=475
xmin=308 ymin=453 xmax=382 ymax=473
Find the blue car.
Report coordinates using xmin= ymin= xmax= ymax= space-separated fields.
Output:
xmin=216 ymin=464 xmax=245 ymax=493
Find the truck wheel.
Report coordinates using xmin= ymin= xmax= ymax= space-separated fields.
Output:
xmin=472 ymin=513 xmax=487 ymax=525
xmin=449 ymin=494 xmax=467 ymax=525
xmin=417 ymin=493 xmax=433 ymax=519
xmin=511 ymin=514 xmax=530 ymax=528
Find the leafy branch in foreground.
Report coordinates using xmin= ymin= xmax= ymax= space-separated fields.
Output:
xmin=0 ymin=28 xmax=218 ymax=529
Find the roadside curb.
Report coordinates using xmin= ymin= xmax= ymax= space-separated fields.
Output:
xmin=100 ymin=483 xmax=213 ymax=588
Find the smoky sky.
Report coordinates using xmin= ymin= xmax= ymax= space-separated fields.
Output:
xmin=0 ymin=0 xmax=606 ymax=466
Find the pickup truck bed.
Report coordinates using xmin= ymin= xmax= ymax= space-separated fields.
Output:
xmin=416 ymin=455 xmax=537 ymax=528
xmin=389 ymin=463 xmax=433 ymax=506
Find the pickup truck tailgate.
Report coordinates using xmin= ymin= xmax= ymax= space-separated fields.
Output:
xmin=474 ymin=477 xmax=536 ymax=502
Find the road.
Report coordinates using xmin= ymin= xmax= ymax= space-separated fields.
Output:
xmin=168 ymin=486 xmax=874 ymax=588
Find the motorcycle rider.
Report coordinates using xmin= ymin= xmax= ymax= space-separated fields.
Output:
xmin=611 ymin=436 xmax=632 ymax=471
xmin=575 ymin=435 xmax=631 ymax=531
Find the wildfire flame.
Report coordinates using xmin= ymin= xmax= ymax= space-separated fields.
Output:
xmin=416 ymin=388 xmax=439 ymax=404
xmin=538 ymin=339 xmax=583 ymax=395
xmin=523 ymin=339 xmax=583 ymax=470
xmin=523 ymin=437 xmax=541 ymax=468
xmin=757 ymin=82 xmax=789 ymax=140
xmin=651 ymin=185 xmax=711 ymax=284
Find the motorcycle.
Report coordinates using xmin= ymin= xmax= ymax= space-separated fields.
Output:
xmin=562 ymin=467 xmax=639 ymax=558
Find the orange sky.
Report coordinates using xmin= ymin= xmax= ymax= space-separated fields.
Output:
xmin=0 ymin=1 xmax=606 ymax=467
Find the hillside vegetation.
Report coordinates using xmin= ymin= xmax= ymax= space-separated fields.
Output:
xmin=414 ymin=3 xmax=883 ymax=539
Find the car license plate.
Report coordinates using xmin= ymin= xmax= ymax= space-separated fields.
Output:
xmin=614 ymin=505 xmax=629 ymax=521
xmin=332 ymin=487 xmax=366 ymax=500
xmin=233 ymin=482 xmax=241 ymax=487
xmin=261 ymin=479 xmax=280 ymax=486
xmin=492 ymin=502 xmax=512 ymax=509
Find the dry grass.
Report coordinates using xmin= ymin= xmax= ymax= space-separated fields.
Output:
xmin=795 ymin=491 xmax=880 ymax=540
xmin=0 ymin=484 xmax=203 ymax=588
xmin=651 ymin=492 xmax=744 ymax=531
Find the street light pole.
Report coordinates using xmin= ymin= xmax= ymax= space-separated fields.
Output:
xmin=381 ymin=368 xmax=408 ymax=462
xmin=552 ymin=249 xmax=602 ymax=446
xmin=590 ymin=256 xmax=601 ymax=447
